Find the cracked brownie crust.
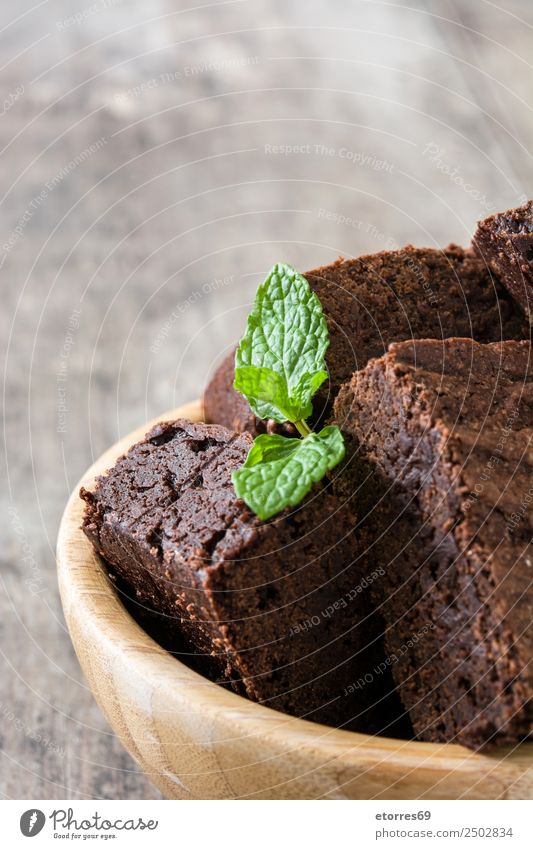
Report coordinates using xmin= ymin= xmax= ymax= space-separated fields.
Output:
xmin=474 ymin=201 xmax=533 ymax=323
xmin=81 ymin=419 xmax=408 ymax=734
xmin=334 ymin=338 xmax=533 ymax=749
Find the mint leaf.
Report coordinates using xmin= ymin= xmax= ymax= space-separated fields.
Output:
xmin=233 ymin=365 xmax=327 ymax=423
xmin=232 ymin=426 xmax=345 ymax=520
xmin=234 ymin=262 xmax=329 ymax=423
xmin=230 ymin=262 xmax=345 ymax=519
xmin=232 ymin=365 xmax=301 ymax=423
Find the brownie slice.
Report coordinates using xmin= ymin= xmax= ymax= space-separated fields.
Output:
xmin=203 ymin=349 xmax=297 ymax=436
xmin=81 ymin=419 xmax=408 ymax=734
xmin=204 ymin=246 xmax=528 ymax=435
xmin=334 ymin=338 xmax=533 ymax=749
xmin=474 ymin=201 xmax=533 ymax=323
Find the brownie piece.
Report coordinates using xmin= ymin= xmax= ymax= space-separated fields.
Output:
xmin=204 ymin=246 xmax=528 ymax=435
xmin=334 ymin=338 xmax=533 ymax=749
xmin=81 ymin=419 xmax=408 ymax=734
xmin=474 ymin=201 xmax=533 ymax=323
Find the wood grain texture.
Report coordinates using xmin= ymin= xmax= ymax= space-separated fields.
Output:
xmin=56 ymin=401 xmax=533 ymax=800
xmin=3 ymin=0 xmax=533 ymax=799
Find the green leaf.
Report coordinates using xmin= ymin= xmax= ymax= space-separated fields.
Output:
xmin=232 ymin=426 xmax=345 ymax=520
xmin=234 ymin=262 xmax=329 ymax=422
xmin=234 ymin=365 xmax=328 ymax=424
xmin=234 ymin=365 xmax=300 ymax=423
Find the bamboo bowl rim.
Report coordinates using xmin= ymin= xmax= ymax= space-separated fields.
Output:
xmin=56 ymin=399 xmax=533 ymax=792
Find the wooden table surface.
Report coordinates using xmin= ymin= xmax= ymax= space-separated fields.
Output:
xmin=2 ymin=0 xmax=533 ymax=800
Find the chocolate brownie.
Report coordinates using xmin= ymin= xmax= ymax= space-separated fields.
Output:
xmin=474 ymin=201 xmax=533 ymax=323
xmin=334 ymin=338 xmax=533 ymax=749
xmin=204 ymin=246 xmax=528 ymax=435
xmin=81 ymin=419 xmax=408 ymax=734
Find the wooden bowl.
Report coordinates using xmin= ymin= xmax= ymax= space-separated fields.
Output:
xmin=57 ymin=401 xmax=533 ymax=799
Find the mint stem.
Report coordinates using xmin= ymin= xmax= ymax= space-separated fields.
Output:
xmin=294 ymin=419 xmax=312 ymax=437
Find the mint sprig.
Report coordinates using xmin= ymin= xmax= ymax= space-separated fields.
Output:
xmin=232 ymin=263 xmax=345 ymax=520
xmin=233 ymin=426 xmax=345 ymax=520
xmin=234 ymin=263 xmax=329 ymax=427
